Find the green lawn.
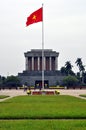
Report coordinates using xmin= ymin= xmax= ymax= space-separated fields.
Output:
xmin=80 ymin=94 xmax=86 ymax=98
xmin=0 ymin=95 xmax=86 ymax=129
xmin=0 ymin=95 xmax=86 ymax=119
xmin=0 ymin=95 xmax=9 ymax=99
xmin=0 ymin=120 xmax=86 ymax=130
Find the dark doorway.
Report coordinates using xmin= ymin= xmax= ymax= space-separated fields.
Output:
xmin=35 ymin=80 xmax=49 ymax=89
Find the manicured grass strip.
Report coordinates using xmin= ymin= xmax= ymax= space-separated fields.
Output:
xmin=0 ymin=95 xmax=9 ymax=99
xmin=0 ymin=120 xmax=86 ymax=130
xmin=79 ymin=95 xmax=86 ymax=98
xmin=0 ymin=95 xmax=86 ymax=119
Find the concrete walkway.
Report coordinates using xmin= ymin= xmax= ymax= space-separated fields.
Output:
xmin=0 ymin=89 xmax=86 ymax=102
xmin=0 ymin=89 xmax=27 ymax=102
xmin=59 ymin=89 xmax=86 ymax=100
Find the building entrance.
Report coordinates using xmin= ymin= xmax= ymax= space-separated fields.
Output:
xmin=35 ymin=80 xmax=49 ymax=89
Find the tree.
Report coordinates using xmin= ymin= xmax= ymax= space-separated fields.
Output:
xmin=60 ymin=67 xmax=66 ymax=75
xmin=5 ymin=76 xmax=21 ymax=89
xmin=0 ymin=76 xmax=6 ymax=89
xmin=0 ymin=77 xmax=2 ymax=88
xmin=75 ymin=58 xmax=85 ymax=84
xmin=75 ymin=58 xmax=82 ymax=72
xmin=62 ymin=76 xmax=79 ymax=88
xmin=83 ymin=72 xmax=86 ymax=84
xmin=65 ymin=61 xmax=73 ymax=75
xmin=60 ymin=61 xmax=75 ymax=76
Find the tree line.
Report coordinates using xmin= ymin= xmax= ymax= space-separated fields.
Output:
xmin=0 ymin=75 xmax=21 ymax=89
xmin=60 ymin=58 xmax=86 ymax=88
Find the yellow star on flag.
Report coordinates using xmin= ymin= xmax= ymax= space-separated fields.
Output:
xmin=32 ymin=15 xmax=36 ymax=20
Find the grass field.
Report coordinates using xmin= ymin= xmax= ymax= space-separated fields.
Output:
xmin=0 ymin=95 xmax=86 ymax=129
xmin=0 ymin=95 xmax=9 ymax=99
xmin=0 ymin=95 xmax=86 ymax=119
xmin=0 ymin=120 xmax=86 ymax=130
xmin=80 ymin=94 xmax=86 ymax=98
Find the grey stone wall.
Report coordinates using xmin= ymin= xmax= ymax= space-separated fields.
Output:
xmin=18 ymin=70 xmax=66 ymax=87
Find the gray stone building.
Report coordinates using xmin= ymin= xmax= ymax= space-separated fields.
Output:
xmin=18 ymin=49 xmax=65 ymax=88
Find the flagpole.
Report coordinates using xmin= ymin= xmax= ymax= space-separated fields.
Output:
xmin=42 ymin=3 xmax=44 ymax=90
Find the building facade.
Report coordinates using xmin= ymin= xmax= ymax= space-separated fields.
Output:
xmin=18 ymin=49 xmax=65 ymax=88
xmin=25 ymin=49 xmax=58 ymax=71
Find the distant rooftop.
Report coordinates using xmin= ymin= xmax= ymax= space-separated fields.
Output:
xmin=24 ymin=49 xmax=59 ymax=57
xmin=31 ymin=49 xmax=52 ymax=52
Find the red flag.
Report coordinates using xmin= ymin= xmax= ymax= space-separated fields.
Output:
xmin=26 ymin=7 xmax=43 ymax=26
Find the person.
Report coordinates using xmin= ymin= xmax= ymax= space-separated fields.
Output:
xmin=23 ymin=84 xmax=27 ymax=91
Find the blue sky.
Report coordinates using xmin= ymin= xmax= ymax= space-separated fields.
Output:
xmin=0 ymin=0 xmax=86 ymax=76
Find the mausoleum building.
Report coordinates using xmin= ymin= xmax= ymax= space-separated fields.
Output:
xmin=18 ymin=49 xmax=65 ymax=88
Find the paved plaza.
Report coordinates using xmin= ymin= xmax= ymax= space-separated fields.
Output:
xmin=0 ymin=89 xmax=86 ymax=102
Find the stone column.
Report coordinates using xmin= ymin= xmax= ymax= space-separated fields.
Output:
xmin=50 ymin=57 xmax=52 ymax=71
xmin=55 ymin=57 xmax=58 ymax=70
xmin=44 ymin=57 xmax=46 ymax=70
xmin=25 ymin=57 xmax=28 ymax=70
xmin=41 ymin=56 xmax=45 ymax=71
xmin=32 ymin=57 xmax=34 ymax=70
xmin=38 ymin=57 xmax=40 ymax=70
